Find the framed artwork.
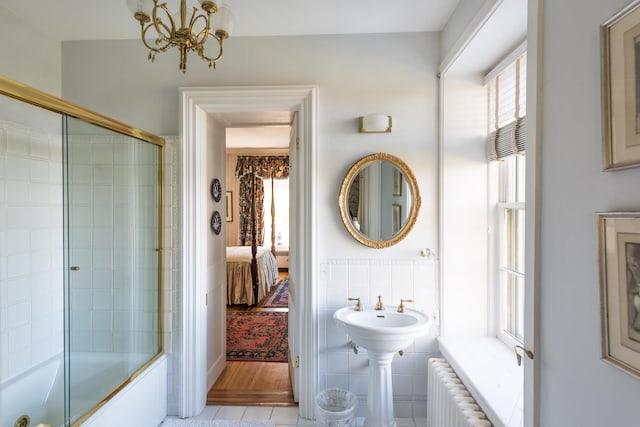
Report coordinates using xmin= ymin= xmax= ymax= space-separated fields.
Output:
xmin=598 ymin=212 xmax=640 ymax=378
xmin=226 ymin=191 xmax=232 ymax=222
xmin=601 ymin=1 xmax=640 ymax=170
xmin=392 ymin=168 xmax=402 ymax=196
xmin=392 ymin=204 xmax=402 ymax=234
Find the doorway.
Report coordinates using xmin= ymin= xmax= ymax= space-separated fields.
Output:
xmin=177 ymin=86 xmax=318 ymax=419
xmin=210 ymin=118 xmax=294 ymax=405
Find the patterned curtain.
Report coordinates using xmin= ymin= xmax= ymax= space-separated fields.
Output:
xmin=238 ymin=175 xmax=264 ymax=246
xmin=235 ymin=156 xmax=289 ymax=246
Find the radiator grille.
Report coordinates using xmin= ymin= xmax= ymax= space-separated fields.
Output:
xmin=427 ymin=358 xmax=492 ymax=427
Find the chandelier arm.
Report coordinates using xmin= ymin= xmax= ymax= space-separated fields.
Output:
xmin=141 ymin=24 xmax=173 ymax=53
xmin=154 ymin=20 xmax=176 ymax=45
xmin=191 ymin=15 xmax=212 ymax=45
xmin=151 ymin=2 xmax=177 ymax=43
xmin=197 ymin=36 xmax=224 ymax=64
xmin=187 ymin=6 xmax=200 ymax=31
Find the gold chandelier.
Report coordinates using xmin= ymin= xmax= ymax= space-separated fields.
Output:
xmin=126 ymin=0 xmax=234 ymax=73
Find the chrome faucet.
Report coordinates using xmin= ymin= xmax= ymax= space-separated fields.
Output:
xmin=347 ymin=297 xmax=362 ymax=311
xmin=375 ymin=295 xmax=385 ymax=310
xmin=397 ymin=299 xmax=414 ymax=313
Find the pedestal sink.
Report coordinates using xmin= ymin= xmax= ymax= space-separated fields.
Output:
xmin=333 ymin=306 xmax=430 ymax=427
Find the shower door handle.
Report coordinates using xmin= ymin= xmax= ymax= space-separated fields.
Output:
xmin=70 ymin=266 xmax=80 ymax=271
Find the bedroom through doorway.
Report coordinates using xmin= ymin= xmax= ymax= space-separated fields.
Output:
xmin=208 ymin=111 xmax=296 ymax=406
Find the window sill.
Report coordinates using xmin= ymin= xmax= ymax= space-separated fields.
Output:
xmin=437 ymin=336 xmax=523 ymax=427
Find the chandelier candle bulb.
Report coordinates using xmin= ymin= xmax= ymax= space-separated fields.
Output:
xmin=126 ymin=0 xmax=154 ymax=18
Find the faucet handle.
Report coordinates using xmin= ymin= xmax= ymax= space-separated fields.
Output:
xmin=375 ymin=295 xmax=384 ymax=310
xmin=397 ymin=299 xmax=414 ymax=313
xmin=347 ymin=297 xmax=362 ymax=311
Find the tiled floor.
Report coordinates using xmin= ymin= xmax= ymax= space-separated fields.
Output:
xmin=162 ymin=405 xmax=426 ymax=427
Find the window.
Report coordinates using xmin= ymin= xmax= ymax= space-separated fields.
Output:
xmin=487 ymin=51 xmax=526 ymax=343
xmin=262 ymin=177 xmax=289 ymax=247
xmin=498 ymin=155 xmax=525 ymax=342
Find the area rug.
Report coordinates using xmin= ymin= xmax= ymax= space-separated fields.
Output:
xmin=161 ymin=419 xmax=275 ymax=427
xmin=258 ymin=277 xmax=289 ymax=308
xmin=227 ymin=311 xmax=288 ymax=362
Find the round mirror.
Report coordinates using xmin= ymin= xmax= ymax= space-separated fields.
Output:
xmin=338 ymin=153 xmax=421 ymax=248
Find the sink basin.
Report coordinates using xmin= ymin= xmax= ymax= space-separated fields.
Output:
xmin=334 ymin=306 xmax=430 ymax=427
xmin=333 ymin=306 xmax=429 ymax=353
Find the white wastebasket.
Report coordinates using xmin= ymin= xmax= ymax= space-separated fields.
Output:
xmin=315 ymin=388 xmax=358 ymax=427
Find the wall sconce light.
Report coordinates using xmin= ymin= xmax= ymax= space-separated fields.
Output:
xmin=359 ymin=113 xmax=392 ymax=133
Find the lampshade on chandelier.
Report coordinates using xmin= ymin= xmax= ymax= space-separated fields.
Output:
xmin=126 ymin=0 xmax=234 ymax=73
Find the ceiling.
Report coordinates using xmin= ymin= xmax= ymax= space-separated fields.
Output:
xmin=1 ymin=0 xmax=460 ymax=40
xmin=211 ymin=111 xmax=293 ymax=149
xmin=0 ymin=0 xmax=461 ymax=148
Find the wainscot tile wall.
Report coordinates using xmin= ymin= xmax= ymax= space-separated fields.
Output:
xmin=319 ymin=258 xmax=440 ymax=419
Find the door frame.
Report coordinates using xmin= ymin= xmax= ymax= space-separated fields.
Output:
xmin=177 ymin=86 xmax=319 ymax=419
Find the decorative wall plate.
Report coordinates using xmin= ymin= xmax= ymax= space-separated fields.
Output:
xmin=211 ymin=178 xmax=222 ymax=202
xmin=210 ymin=210 xmax=222 ymax=235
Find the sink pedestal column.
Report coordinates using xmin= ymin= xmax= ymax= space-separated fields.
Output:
xmin=364 ymin=351 xmax=396 ymax=427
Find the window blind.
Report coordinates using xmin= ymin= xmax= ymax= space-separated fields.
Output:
xmin=487 ymin=54 xmax=526 ymax=161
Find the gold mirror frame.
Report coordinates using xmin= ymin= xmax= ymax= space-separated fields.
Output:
xmin=338 ymin=152 xmax=421 ymax=248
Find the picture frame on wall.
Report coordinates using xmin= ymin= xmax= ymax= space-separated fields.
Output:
xmin=392 ymin=168 xmax=402 ymax=196
xmin=598 ymin=212 xmax=640 ymax=378
xmin=392 ymin=204 xmax=402 ymax=235
xmin=226 ymin=191 xmax=232 ymax=222
xmin=601 ymin=1 xmax=640 ymax=170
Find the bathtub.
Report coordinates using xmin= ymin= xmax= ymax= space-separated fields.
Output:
xmin=1 ymin=355 xmax=64 ymax=427
xmin=1 ymin=352 xmax=166 ymax=427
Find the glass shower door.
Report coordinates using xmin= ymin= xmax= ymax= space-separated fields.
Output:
xmin=0 ymin=93 xmax=66 ymax=427
xmin=63 ymin=116 xmax=162 ymax=425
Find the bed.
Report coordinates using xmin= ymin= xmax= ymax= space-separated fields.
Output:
xmin=226 ymin=246 xmax=279 ymax=305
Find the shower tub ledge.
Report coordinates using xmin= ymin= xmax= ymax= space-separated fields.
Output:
xmin=1 ymin=353 xmax=167 ymax=427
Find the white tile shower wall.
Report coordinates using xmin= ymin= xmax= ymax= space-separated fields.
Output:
xmin=161 ymin=137 xmax=180 ymax=415
xmin=0 ymin=119 xmax=64 ymax=383
xmin=319 ymin=258 xmax=439 ymax=419
xmin=68 ymin=134 xmax=161 ymax=354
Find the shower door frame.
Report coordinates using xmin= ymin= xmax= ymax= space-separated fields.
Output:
xmin=0 ymin=75 xmax=166 ymax=426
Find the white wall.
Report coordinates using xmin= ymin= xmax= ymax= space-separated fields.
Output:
xmin=61 ymin=32 xmax=440 ymax=274
xmin=61 ymin=32 xmax=440 ymax=418
xmin=438 ymin=0 xmax=528 ymax=338
xmin=440 ymin=73 xmax=490 ymax=337
xmin=205 ymin=115 xmax=227 ymax=390
xmin=0 ymin=6 xmax=61 ymax=96
xmin=539 ymin=1 xmax=640 ymax=425
xmin=440 ymin=0 xmax=490 ymax=63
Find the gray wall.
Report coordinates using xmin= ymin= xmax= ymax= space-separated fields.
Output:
xmin=60 ymin=32 xmax=441 ymax=417
xmin=61 ymin=32 xmax=440 ymax=263
xmin=0 ymin=6 xmax=61 ymax=96
xmin=539 ymin=1 xmax=640 ymax=425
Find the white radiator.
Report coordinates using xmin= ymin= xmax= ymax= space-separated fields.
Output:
xmin=427 ymin=358 xmax=492 ymax=427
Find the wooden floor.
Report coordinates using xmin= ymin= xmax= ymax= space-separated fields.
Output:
xmin=206 ymin=361 xmax=295 ymax=406
xmin=208 ymin=271 xmax=296 ymax=406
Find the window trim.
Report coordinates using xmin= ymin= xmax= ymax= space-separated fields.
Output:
xmin=497 ymin=201 xmax=525 ymax=346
